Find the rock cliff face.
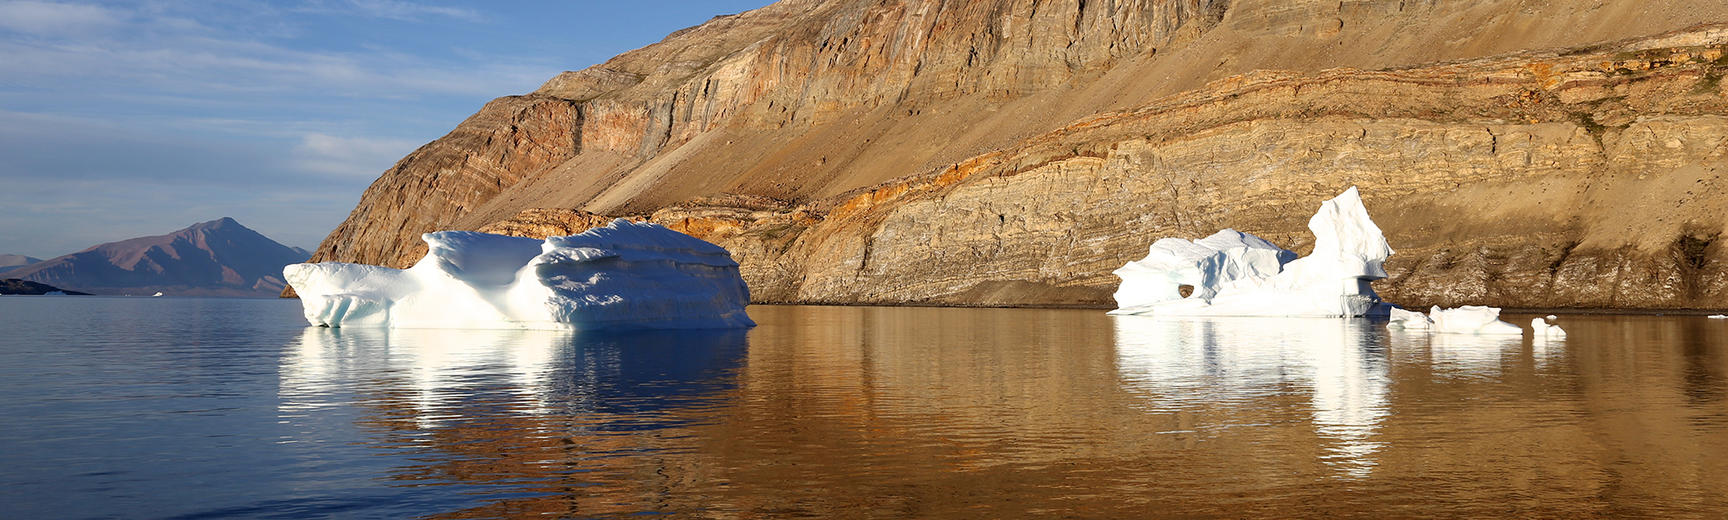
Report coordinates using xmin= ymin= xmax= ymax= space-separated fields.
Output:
xmin=303 ymin=0 xmax=1728 ymax=309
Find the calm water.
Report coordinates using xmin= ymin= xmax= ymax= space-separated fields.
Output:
xmin=2 ymin=298 xmax=1726 ymax=518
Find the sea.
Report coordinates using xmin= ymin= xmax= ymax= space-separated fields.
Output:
xmin=2 ymin=296 xmax=1725 ymax=518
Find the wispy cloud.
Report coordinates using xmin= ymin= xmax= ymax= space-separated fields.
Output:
xmin=0 ymin=1 xmax=547 ymax=100
xmin=296 ymin=0 xmax=484 ymax=22
xmin=0 ymin=1 xmax=124 ymax=36
xmin=0 ymin=35 xmax=547 ymax=99
xmin=293 ymin=133 xmax=422 ymax=177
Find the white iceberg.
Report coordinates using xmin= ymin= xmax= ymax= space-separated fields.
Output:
xmin=284 ymin=219 xmax=754 ymax=330
xmin=1530 ymin=316 xmax=1566 ymax=338
xmin=1109 ymin=187 xmax=1393 ymax=318
xmin=1387 ymin=306 xmax=1432 ymax=330
xmin=1428 ymin=305 xmax=1523 ymax=335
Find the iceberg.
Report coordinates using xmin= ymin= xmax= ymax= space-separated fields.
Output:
xmin=1387 ymin=306 xmax=1432 ymax=330
xmin=284 ymin=219 xmax=754 ymax=330
xmin=1428 ymin=305 xmax=1523 ymax=335
xmin=1109 ymin=187 xmax=1394 ymax=318
xmin=1530 ymin=316 xmax=1566 ymax=338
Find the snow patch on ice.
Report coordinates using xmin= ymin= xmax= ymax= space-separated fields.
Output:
xmin=284 ymin=219 xmax=754 ymax=330
xmin=1110 ymin=187 xmax=1393 ymax=318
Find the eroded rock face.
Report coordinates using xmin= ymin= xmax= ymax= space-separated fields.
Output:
xmin=657 ymin=37 xmax=1728 ymax=309
xmin=305 ymin=95 xmax=583 ymax=270
xmin=301 ymin=0 xmax=1728 ymax=309
xmin=474 ymin=208 xmax=624 ymax=239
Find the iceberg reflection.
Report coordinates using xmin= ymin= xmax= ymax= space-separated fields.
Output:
xmin=1392 ymin=328 xmax=1522 ymax=378
xmin=282 ymin=327 xmax=748 ymax=426
xmin=1113 ymin=316 xmax=1390 ymax=479
xmin=277 ymin=326 xmax=750 ymax=517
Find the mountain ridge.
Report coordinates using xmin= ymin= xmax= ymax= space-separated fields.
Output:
xmin=10 ymin=217 xmax=310 ymax=298
xmin=0 ymin=254 xmax=40 ymax=274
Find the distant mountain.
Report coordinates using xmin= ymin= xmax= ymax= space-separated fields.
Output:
xmin=0 ymin=254 xmax=41 ymax=274
xmin=0 ymin=279 xmax=90 ymax=296
xmin=4 ymin=218 xmax=310 ymax=298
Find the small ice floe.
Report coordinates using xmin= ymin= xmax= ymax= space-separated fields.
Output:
xmin=1427 ymin=306 xmax=1523 ymax=335
xmin=1530 ymin=315 xmax=1566 ymax=339
xmin=1387 ymin=306 xmax=1431 ymax=330
xmin=1110 ymin=187 xmax=1394 ymax=318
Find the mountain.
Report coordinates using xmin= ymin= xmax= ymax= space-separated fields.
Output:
xmin=0 ymin=254 xmax=41 ymax=274
xmin=9 ymin=218 xmax=310 ymax=298
xmin=301 ymin=0 xmax=1728 ymax=309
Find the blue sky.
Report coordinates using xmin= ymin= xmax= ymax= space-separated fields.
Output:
xmin=0 ymin=0 xmax=772 ymax=258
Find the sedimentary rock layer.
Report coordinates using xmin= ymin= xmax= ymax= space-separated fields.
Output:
xmin=302 ymin=0 xmax=1728 ymax=309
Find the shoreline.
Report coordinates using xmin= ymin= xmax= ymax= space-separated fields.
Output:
xmin=741 ymin=301 xmax=1728 ymax=315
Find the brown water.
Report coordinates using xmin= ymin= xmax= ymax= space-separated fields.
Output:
xmin=291 ymin=306 xmax=1728 ymax=518
xmin=4 ymin=299 xmax=1726 ymax=518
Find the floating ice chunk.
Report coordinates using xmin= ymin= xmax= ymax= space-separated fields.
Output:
xmin=1387 ymin=307 xmax=1432 ymax=330
xmin=1530 ymin=316 xmax=1566 ymax=338
xmin=1110 ymin=187 xmax=1393 ymax=318
xmin=1428 ymin=305 xmax=1523 ymax=335
xmin=284 ymin=219 xmax=754 ymax=330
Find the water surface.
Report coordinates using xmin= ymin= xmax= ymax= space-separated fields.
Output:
xmin=2 ymin=298 xmax=1725 ymax=518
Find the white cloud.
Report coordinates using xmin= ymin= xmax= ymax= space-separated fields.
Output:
xmin=0 ymin=30 xmax=550 ymax=99
xmin=293 ymin=132 xmax=423 ymax=177
xmin=298 ymin=0 xmax=484 ymax=22
xmin=0 ymin=1 xmax=548 ymax=100
xmin=0 ymin=1 xmax=123 ymax=36
xmin=0 ymin=0 xmax=569 ymax=258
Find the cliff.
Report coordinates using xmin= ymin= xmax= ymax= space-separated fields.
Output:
xmin=303 ymin=0 xmax=1728 ymax=309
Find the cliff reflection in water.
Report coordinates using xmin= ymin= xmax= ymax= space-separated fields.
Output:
xmin=272 ymin=308 xmax=1728 ymax=518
